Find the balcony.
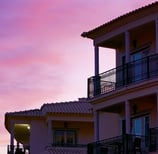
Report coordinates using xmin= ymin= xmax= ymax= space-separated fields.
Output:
xmin=45 ymin=144 xmax=87 ymax=154
xmin=7 ymin=145 xmax=30 ymax=154
xmin=88 ymin=128 xmax=158 ymax=154
xmin=88 ymin=54 xmax=158 ymax=98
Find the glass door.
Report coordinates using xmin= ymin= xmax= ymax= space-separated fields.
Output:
xmin=132 ymin=115 xmax=149 ymax=136
xmin=130 ymin=46 xmax=149 ymax=82
xmin=131 ymin=52 xmax=142 ymax=82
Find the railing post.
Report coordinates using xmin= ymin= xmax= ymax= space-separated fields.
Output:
xmin=87 ymin=143 xmax=93 ymax=154
xmin=122 ymin=64 xmax=125 ymax=86
xmin=147 ymin=56 xmax=150 ymax=79
xmin=123 ymin=134 xmax=131 ymax=154
xmin=87 ymin=78 xmax=90 ymax=98
xmin=123 ymin=134 xmax=128 ymax=154
xmin=126 ymin=63 xmax=129 ymax=85
xmin=93 ymin=75 xmax=101 ymax=96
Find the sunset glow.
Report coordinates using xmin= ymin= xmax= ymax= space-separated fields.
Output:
xmin=0 ymin=0 xmax=156 ymax=153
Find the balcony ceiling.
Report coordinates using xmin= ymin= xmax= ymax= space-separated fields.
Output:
xmin=14 ymin=124 xmax=30 ymax=144
xmin=99 ymin=21 xmax=155 ymax=49
xmin=100 ymin=103 xmax=124 ymax=113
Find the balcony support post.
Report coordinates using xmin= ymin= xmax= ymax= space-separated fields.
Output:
xmin=48 ymin=120 xmax=53 ymax=146
xmin=125 ymin=100 xmax=130 ymax=134
xmin=155 ymin=19 xmax=158 ymax=53
xmin=125 ymin=31 xmax=130 ymax=63
xmin=94 ymin=45 xmax=99 ymax=75
xmin=10 ymin=121 xmax=14 ymax=154
xmin=94 ymin=45 xmax=101 ymax=96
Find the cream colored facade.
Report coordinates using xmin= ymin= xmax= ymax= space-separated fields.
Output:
xmin=5 ymin=98 xmax=94 ymax=154
xmin=82 ymin=2 xmax=158 ymax=154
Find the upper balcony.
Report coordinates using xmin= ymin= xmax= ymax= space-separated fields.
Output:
xmin=88 ymin=53 xmax=158 ymax=98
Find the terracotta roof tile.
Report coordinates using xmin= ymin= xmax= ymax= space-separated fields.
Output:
xmin=6 ymin=109 xmax=42 ymax=117
xmin=41 ymin=98 xmax=93 ymax=114
xmin=5 ymin=98 xmax=93 ymax=117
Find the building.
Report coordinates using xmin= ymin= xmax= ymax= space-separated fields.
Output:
xmin=82 ymin=2 xmax=158 ymax=154
xmin=5 ymin=98 xmax=94 ymax=154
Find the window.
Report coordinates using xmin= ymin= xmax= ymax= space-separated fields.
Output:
xmin=54 ymin=130 xmax=77 ymax=145
xmin=131 ymin=115 xmax=149 ymax=136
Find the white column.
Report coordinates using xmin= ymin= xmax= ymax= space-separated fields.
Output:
xmin=125 ymin=31 xmax=130 ymax=63
xmin=94 ymin=45 xmax=99 ymax=76
xmin=155 ymin=19 xmax=158 ymax=53
xmin=10 ymin=121 xmax=14 ymax=154
xmin=48 ymin=120 xmax=53 ymax=145
xmin=125 ymin=100 xmax=130 ymax=134
xmin=94 ymin=111 xmax=99 ymax=142
xmin=10 ymin=121 xmax=14 ymax=146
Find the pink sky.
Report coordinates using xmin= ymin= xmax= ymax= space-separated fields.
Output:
xmin=0 ymin=0 xmax=156 ymax=152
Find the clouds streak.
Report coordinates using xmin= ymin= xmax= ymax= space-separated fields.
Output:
xmin=0 ymin=0 xmax=156 ymax=150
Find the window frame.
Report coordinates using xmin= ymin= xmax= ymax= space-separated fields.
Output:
xmin=53 ymin=129 xmax=77 ymax=146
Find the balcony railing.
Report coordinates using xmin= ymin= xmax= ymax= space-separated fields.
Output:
xmin=149 ymin=127 xmax=158 ymax=152
xmin=88 ymin=54 xmax=158 ymax=98
xmin=45 ymin=144 xmax=87 ymax=154
xmin=7 ymin=145 xmax=30 ymax=154
xmin=88 ymin=134 xmax=150 ymax=154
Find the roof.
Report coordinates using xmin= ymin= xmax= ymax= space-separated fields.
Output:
xmin=81 ymin=2 xmax=158 ymax=39
xmin=41 ymin=98 xmax=92 ymax=114
xmin=5 ymin=98 xmax=93 ymax=118
xmin=5 ymin=109 xmax=42 ymax=117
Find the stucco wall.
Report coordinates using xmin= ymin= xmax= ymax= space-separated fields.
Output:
xmin=30 ymin=119 xmax=47 ymax=154
xmin=77 ymin=122 xmax=94 ymax=144
xmin=99 ymin=112 xmax=120 ymax=140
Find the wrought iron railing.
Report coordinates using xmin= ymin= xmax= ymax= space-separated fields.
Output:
xmin=87 ymin=134 xmax=149 ymax=154
xmin=45 ymin=144 xmax=87 ymax=154
xmin=150 ymin=127 xmax=158 ymax=152
xmin=7 ymin=145 xmax=30 ymax=154
xmin=88 ymin=54 xmax=158 ymax=98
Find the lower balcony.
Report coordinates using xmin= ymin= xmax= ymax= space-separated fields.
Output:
xmin=45 ymin=144 xmax=87 ymax=154
xmin=88 ymin=54 xmax=158 ymax=98
xmin=88 ymin=127 xmax=158 ymax=154
xmin=7 ymin=145 xmax=30 ymax=154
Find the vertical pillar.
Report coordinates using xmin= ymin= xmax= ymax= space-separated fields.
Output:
xmin=94 ymin=45 xmax=100 ymax=96
xmin=94 ymin=45 xmax=101 ymax=96
xmin=94 ymin=45 xmax=99 ymax=76
xmin=155 ymin=19 xmax=158 ymax=53
xmin=125 ymin=31 xmax=130 ymax=63
xmin=48 ymin=120 xmax=53 ymax=145
xmin=125 ymin=100 xmax=130 ymax=134
xmin=94 ymin=111 xmax=99 ymax=141
xmin=156 ymin=93 xmax=158 ymax=127
xmin=10 ymin=121 xmax=14 ymax=154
